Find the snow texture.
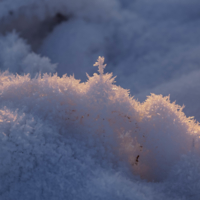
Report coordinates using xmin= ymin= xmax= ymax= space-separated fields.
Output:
xmin=0 ymin=0 xmax=200 ymax=199
xmin=0 ymin=32 xmax=56 ymax=76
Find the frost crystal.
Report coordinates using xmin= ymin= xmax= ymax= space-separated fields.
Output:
xmin=93 ymin=56 xmax=107 ymax=78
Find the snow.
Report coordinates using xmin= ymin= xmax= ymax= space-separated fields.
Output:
xmin=0 ymin=32 xmax=56 ymax=76
xmin=0 ymin=0 xmax=200 ymax=199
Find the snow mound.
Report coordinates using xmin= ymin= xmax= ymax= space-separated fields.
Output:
xmin=0 ymin=56 xmax=199 ymax=185
xmin=0 ymin=32 xmax=56 ymax=76
xmin=0 ymin=56 xmax=200 ymax=199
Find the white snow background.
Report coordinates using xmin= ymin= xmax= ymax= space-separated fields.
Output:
xmin=0 ymin=0 xmax=200 ymax=199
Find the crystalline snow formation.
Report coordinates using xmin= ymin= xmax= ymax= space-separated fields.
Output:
xmin=0 ymin=56 xmax=199 ymax=199
xmin=2 ymin=0 xmax=200 ymax=124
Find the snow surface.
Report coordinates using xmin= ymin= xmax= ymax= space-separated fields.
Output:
xmin=0 ymin=0 xmax=200 ymax=199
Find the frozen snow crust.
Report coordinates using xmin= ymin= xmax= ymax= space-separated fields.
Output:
xmin=0 ymin=57 xmax=199 ymax=199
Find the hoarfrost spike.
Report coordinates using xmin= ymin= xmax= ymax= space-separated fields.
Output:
xmin=93 ymin=56 xmax=107 ymax=77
